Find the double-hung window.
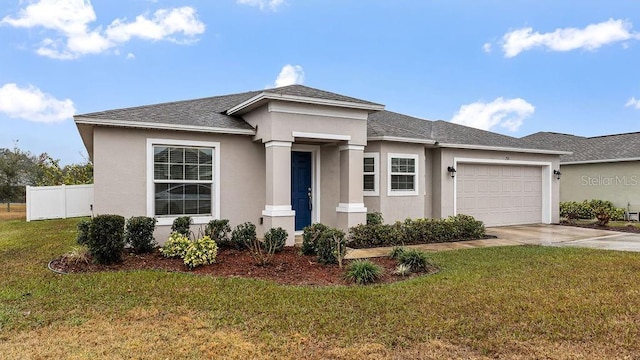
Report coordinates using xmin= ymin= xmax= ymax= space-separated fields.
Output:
xmin=363 ymin=153 xmax=379 ymax=196
xmin=148 ymin=139 xmax=219 ymax=224
xmin=388 ymin=153 xmax=418 ymax=196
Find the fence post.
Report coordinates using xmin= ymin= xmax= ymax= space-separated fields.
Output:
xmin=62 ymin=184 xmax=67 ymax=219
xmin=26 ymin=185 xmax=31 ymax=222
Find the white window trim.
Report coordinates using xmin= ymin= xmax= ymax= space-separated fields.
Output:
xmin=387 ymin=153 xmax=419 ymax=196
xmin=363 ymin=152 xmax=379 ymax=196
xmin=146 ymin=138 xmax=221 ymax=226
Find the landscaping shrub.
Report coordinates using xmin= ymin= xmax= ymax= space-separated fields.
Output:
xmin=301 ymin=223 xmax=328 ymax=255
xmin=348 ymin=223 xmax=401 ymax=248
xmin=231 ymin=222 xmax=256 ymax=250
xmin=61 ymin=246 xmax=90 ymax=265
xmin=560 ymin=200 xmax=625 ymax=222
xmin=450 ymin=214 xmax=486 ymax=239
xmin=316 ymin=227 xmax=346 ymax=265
xmin=76 ymin=219 xmax=91 ymax=246
xmin=204 ymin=219 xmax=232 ymax=248
xmin=183 ymin=236 xmax=218 ymax=269
xmin=344 ymin=260 xmax=383 ymax=284
xmin=125 ymin=216 xmax=157 ymax=254
xmin=264 ymin=227 xmax=287 ymax=253
xmin=393 ymin=263 xmax=412 ymax=277
xmin=595 ymin=207 xmax=611 ymax=226
xmin=160 ymin=232 xmax=191 ymax=258
xmin=171 ymin=216 xmax=192 ymax=237
xmin=398 ymin=249 xmax=431 ymax=272
xmin=87 ymin=214 xmax=125 ymax=265
xmin=389 ymin=246 xmax=406 ymax=260
xmin=366 ymin=212 xmax=383 ymax=225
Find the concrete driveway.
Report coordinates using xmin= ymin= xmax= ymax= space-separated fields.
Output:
xmin=345 ymin=224 xmax=640 ymax=259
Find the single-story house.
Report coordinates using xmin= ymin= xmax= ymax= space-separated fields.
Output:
xmin=522 ymin=131 xmax=640 ymax=214
xmin=75 ymin=85 xmax=567 ymax=245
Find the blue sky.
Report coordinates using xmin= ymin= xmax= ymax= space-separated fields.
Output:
xmin=1 ymin=0 xmax=640 ymax=164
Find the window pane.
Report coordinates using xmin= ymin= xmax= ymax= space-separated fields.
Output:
xmin=199 ymin=149 xmax=212 ymax=164
xmin=363 ymin=157 xmax=374 ymax=173
xmin=154 ymin=164 xmax=169 ymax=180
xmin=185 ymin=148 xmax=199 ymax=164
xmin=170 ymin=165 xmax=184 ymax=180
xmin=155 ymin=182 xmax=212 ymax=216
xmin=154 ymin=183 xmax=169 ymax=215
xmin=185 ymin=165 xmax=198 ymax=180
xmin=199 ymin=165 xmax=212 ymax=180
xmin=391 ymin=175 xmax=415 ymax=190
xmin=169 ymin=148 xmax=184 ymax=164
xmin=154 ymin=146 xmax=168 ymax=163
xmin=364 ymin=174 xmax=375 ymax=191
xmin=391 ymin=157 xmax=415 ymax=174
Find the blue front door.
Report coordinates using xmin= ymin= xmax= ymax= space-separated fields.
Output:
xmin=291 ymin=151 xmax=312 ymax=231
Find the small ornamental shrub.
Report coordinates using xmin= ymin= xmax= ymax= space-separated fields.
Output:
xmin=125 ymin=216 xmax=157 ymax=253
xmin=76 ymin=219 xmax=91 ymax=246
xmin=160 ymin=232 xmax=191 ymax=258
xmin=450 ymin=214 xmax=485 ymax=239
xmin=171 ymin=216 xmax=192 ymax=237
xmin=87 ymin=214 xmax=125 ymax=265
xmin=560 ymin=200 xmax=625 ymax=222
xmin=264 ymin=227 xmax=287 ymax=253
xmin=389 ymin=246 xmax=406 ymax=260
xmin=398 ymin=249 xmax=431 ymax=272
xmin=366 ymin=212 xmax=384 ymax=225
xmin=393 ymin=263 xmax=412 ymax=277
xmin=348 ymin=223 xmax=402 ymax=248
xmin=316 ymin=228 xmax=346 ymax=265
xmin=204 ymin=219 xmax=232 ymax=248
xmin=344 ymin=260 xmax=383 ymax=284
xmin=231 ymin=222 xmax=257 ymax=250
xmin=61 ymin=246 xmax=90 ymax=265
xmin=183 ymin=236 xmax=218 ymax=269
xmin=595 ymin=207 xmax=611 ymax=226
xmin=301 ymin=223 xmax=328 ymax=255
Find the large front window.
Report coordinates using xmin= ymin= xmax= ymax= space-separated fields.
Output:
xmin=153 ymin=145 xmax=213 ymax=216
xmin=388 ymin=153 xmax=418 ymax=196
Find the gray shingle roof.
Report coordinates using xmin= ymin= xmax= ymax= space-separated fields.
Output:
xmin=263 ymin=85 xmax=383 ymax=106
xmin=522 ymin=131 xmax=640 ymax=163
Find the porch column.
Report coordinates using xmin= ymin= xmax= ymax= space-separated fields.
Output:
xmin=336 ymin=145 xmax=367 ymax=230
xmin=262 ymin=141 xmax=296 ymax=246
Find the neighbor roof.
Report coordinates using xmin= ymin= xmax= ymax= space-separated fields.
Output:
xmin=522 ymin=132 xmax=640 ymax=163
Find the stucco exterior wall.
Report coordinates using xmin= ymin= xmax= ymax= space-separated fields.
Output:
xmin=560 ymin=161 xmax=640 ymax=210
xmin=434 ymin=148 xmax=561 ymax=224
xmin=92 ymin=126 xmax=265 ymax=244
xmin=320 ymin=146 xmax=340 ymax=228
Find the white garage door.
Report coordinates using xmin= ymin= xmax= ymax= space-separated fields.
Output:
xmin=457 ymin=164 xmax=542 ymax=226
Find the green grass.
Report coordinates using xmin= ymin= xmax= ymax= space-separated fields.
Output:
xmin=1 ymin=218 xmax=640 ymax=358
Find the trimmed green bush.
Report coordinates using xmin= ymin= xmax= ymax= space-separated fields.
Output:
xmin=398 ymin=249 xmax=430 ymax=272
xmin=366 ymin=212 xmax=383 ymax=225
xmin=316 ymin=228 xmax=346 ymax=265
xmin=344 ymin=260 xmax=383 ymax=284
xmin=171 ymin=216 xmax=192 ymax=237
xmin=87 ymin=214 xmax=125 ymax=265
xmin=125 ymin=216 xmax=157 ymax=253
xmin=204 ymin=219 xmax=232 ymax=248
xmin=301 ymin=223 xmax=328 ymax=255
xmin=389 ymin=246 xmax=406 ymax=260
xmin=183 ymin=236 xmax=218 ymax=269
xmin=348 ymin=223 xmax=402 ymax=248
xmin=76 ymin=219 xmax=91 ymax=246
xmin=264 ymin=227 xmax=287 ymax=253
xmin=160 ymin=232 xmax=191 ymax=258
xmin=231 ymin=222 xmax=256 ymax=250
xmin=560 ymin=200 xmax=626 ymax=221
xmin=450 ymin=214 xmax=486 ymax=239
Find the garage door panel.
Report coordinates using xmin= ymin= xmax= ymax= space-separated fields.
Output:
xmin=457 ymin=164 xmax=542 ymax=226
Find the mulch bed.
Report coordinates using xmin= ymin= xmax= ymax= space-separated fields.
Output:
xmin=49 ymin=247 xmax=438 ymax=286
xmin=561 ymin=222 xmax=640 ymax=234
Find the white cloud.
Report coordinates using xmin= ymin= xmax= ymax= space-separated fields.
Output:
xmin=625 ymin=97 xmax=640 ymax=109
xmin=274 ymin=64 xmax=305 ymax=87
xmin=1 ymin=0 xmax=205 ymax=59
xmin=499 ymin=18 xmax=636 ymax=57
xmin=237 ymin=0 xmax=284 ymax=11
xmin=450 ymin=97 xmax=535 ymax=132
xmin=482 ymin=42 xmax=492 ymax=53
xmin=126 ymin=52 xmax=136 ymax=60
xmin=0 ymin=83 xmax=75 ymax=123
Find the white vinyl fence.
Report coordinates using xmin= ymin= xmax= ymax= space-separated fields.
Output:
xmin=26 ymin=184 xmax=93 ymax=221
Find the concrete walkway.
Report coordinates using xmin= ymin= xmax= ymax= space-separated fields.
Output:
xmin=344 ymin=224 xmax=640 ymax=259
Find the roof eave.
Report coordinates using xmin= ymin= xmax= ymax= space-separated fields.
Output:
xmin=74 ymin=117 xmax=256 ymax=135
xmin=436 ymin=142 xmax=572 ymax=155
xmin=226 ymin=92 xmax=385 ymax=115
xmin=562 ymin=157 xmax=640 ymax=165
xmin=367 ymin=136 xmax=436 ymax=145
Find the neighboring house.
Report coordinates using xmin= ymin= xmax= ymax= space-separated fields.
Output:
xmin=75 ymin=85 xmax=565 ymax=245
xmin=522 ymin=131 xmax=640 ymax=213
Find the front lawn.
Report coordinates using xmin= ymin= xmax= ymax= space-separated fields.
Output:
xmin=1 ymin=218 xmax=639 ymax=359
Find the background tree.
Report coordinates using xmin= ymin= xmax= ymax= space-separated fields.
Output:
xmin=0 ymin=141 xmax=40 ymax=212
xmin=36 ymin=154 xmax=93 ymax=186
